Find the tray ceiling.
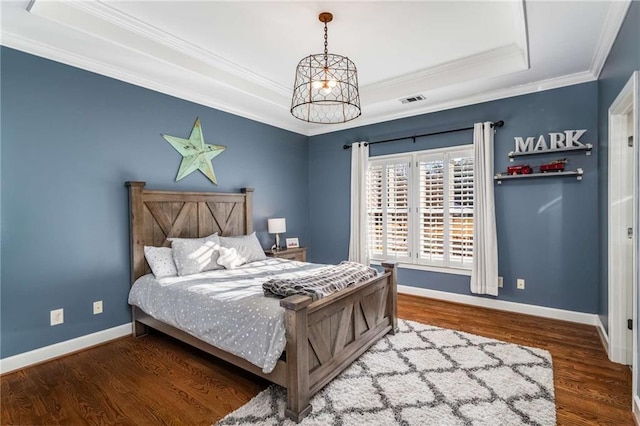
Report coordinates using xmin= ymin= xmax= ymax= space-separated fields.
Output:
xmin=0 ymin=1 xmax=630 ymax=136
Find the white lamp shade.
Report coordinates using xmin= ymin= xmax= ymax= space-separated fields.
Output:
xmin=268 ymin=218 xmax=286 ymax=234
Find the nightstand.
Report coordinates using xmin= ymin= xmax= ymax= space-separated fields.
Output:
xmin=265 ymin=247 xmax=307 ymax=262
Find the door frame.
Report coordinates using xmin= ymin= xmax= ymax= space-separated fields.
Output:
xmin=608 ymin=72 xmax=639 ymax=388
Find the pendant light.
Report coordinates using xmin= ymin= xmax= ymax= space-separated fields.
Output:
xmin=290 ymin=12 xmax=361 ymax=124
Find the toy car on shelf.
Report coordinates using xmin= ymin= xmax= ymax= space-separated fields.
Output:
xmin=539 ymin=159 xmax=568 ymax=173
xmin=507 ymin=164 xmax=533 ymax=175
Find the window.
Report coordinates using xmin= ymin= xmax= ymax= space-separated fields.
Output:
xmin=366 ymin=145 xmax=474 ymax=272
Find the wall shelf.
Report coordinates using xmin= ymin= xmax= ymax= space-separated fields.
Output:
xmin=508 ymin=144 xmax=592 ymax=161
xmin=494 ymin=168 xmax=583 ymax=184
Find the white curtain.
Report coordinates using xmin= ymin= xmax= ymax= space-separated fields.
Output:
xmin=471 ymin=122 xmax=499 ymax=296
xmin=348 ymin=142 xmax=369 ymax=265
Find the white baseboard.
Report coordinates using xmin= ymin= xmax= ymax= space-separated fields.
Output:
xmin=0 ymin=288 xmax=602 ymax=374
xmin=398 ymin=285 xmax=600 ymax=326
xmin=633 ymin=395 xmax=640 ymax=425
xmin=0 ymin=324 xmax=132 ymax=375
xmin=596 ymin=315 xmax=610 ymax=357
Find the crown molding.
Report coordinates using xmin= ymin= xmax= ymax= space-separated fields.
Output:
xmin=4 ymin=27 xmax=597 ymax=138
xmin=590 ymin=0 xmax=632 ymax=78
xmin=362 ymin=0 xmax=529 ymax=102
xmin=39 ymin=0 xmax=291 ymax=96
xmin=365 ymin=44 xmax=524 ymax=93
xmin=307 ymin=70 xmax=597 ymax=136
xmin=28 ymin=0 xmax=531 ymax=123
xmin=512 ymin=0 xmax=530 ymax=70
xmin=1 ymin=31 xmax=309 ymax=136
xmin=362 ymin=43 xmax=527 ymax=105
xmin=8 ymin=0 xmax=623 ymax=137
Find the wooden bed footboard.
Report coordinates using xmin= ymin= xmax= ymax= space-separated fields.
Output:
xmin=126 ymin=181 xmax=398 ymax=423
xmin=280 ymin=261 xmax=398 ymax=422
xmin=131 ymin=262 xmax=398 ymax=423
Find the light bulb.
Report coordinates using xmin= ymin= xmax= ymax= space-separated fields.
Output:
xmin=322 ymin=79 xmax=337 ymax=94
xmin=312 ymin=79 xmax=337 ymax=93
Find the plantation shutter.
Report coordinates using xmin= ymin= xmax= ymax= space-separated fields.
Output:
xmin=385 ymin=162 xmax=410 ymax=259
xmin=448 ymin=152 xmax=474 ymax=267
xmin=367 ymin=146 xmax=473 ymax=270
xmin=366 ymin=163 xmax=384 ymax=259
xmin=418 ymin=157 xmax=445 ymax=265
xmin=367 ymin=157 xmax=411 ymax=261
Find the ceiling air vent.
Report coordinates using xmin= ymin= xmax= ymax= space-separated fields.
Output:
xmin=399 ymin=94 xmax=426 ymax=104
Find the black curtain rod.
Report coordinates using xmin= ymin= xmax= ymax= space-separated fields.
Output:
xmin=342 ymin=120 xmax=504 ymax=150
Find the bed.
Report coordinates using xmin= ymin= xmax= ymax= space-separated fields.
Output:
xmin=126 ymin=181 xmax=398 ymax=422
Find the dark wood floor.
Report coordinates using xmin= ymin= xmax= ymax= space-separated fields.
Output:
xmin=1 ymin=294 xmax=634 ymax=425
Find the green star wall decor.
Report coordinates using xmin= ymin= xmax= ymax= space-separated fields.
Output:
xmin=162 ymin=117 xmax=226 ymax=185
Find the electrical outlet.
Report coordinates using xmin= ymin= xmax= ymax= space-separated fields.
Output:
xmin=93 ymin=301 xmax=103 ymax=315
xmin=498 ymin=276 xmax=503 ymax=288
xmin=50 ymin=308 xmax=64 ymax=326
xmin=517 ymin=278 xmax=525 ymax=290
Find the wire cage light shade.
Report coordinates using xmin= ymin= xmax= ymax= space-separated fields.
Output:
xmin=290 ymin=13 xmax=361 ymax=124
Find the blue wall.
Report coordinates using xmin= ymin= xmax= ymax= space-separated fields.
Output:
xmin=597 ymin=1 xmax=640 ymax=333
xmin=309 ymin=82 xmax=599 ymax=313
xmin=0 ymin=47 xmax=309 ymax=358
xmin=2 ymin=16 xmax=628 ymax=359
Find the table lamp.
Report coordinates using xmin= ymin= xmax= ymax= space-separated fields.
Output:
xmin=268 ymin=218 xmax=286 ymax=250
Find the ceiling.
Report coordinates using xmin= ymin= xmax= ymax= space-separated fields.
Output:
xmin=0 ymin=1 xmax=630 ymax=136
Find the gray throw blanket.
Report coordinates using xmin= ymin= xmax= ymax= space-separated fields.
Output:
xmin=263 ymin=261 xmax=378 ymax=301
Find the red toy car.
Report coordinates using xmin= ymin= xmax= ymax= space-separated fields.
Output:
xmin=507 ymin=164 xmax=533 ymax=175
xmin=540 ymin=159 xmax=568 ymax=173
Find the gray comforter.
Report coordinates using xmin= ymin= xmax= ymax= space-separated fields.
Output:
xmin=128 ymin=258 xmax=324 ymax=373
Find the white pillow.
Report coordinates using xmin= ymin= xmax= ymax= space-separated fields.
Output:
xmin=144 ymin=246 xmax=178 ymax=278
xmin=166 ymin=233 xmax=218 ymax=244
xmin=170 ymin=234 xmax=222 ymax=276
xmin=216 ymin=246 xmax=243 ymax=270
xmin=219 ymin=232 xmax=267 ymax=266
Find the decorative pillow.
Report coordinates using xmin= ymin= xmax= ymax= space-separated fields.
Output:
xmin=170 ymin=234 xmax=222 ymax=276
xmin=216 ymin=246 xmax=243 ymax=270
xmin=166 ymin=233 xmax=218 ymax=244
xmin=144 ymin=246 xmax=178 ymax=278
xmin=219 ymin=232 xmax=267 ymax=266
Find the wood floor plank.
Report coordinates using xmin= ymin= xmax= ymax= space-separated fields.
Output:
xmin=0 ymin=294 xmax=634 ymax=425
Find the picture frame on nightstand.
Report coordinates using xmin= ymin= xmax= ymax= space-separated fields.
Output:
xmin=286 ymin=238 xmax=299 ymax=248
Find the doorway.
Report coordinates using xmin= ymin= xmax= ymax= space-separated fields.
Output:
xmin=608 ymin=71 xmax=638 ymax=397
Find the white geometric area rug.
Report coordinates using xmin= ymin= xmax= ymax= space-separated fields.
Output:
xmin=216 ymin=319 xmax=555 ymax=426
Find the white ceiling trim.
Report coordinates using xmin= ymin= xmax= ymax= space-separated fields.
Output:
xmin=307 ymin=70 xmax=597 ymax=137
xmin=364 ymin=0 xmax=529 ymax=97
xmin=2 ymin=26 xmax=597 ymax=136
xmin=1 ymin=30 xmax=309 ymax=135
xmin=1 ymin=30 xmax=165 ymax=93
xmin=26 ymin=0 xmax=535 ymax=132
xmin=590 ymin=0 xmax=632 ymax=78
xmin=28 ymin=0 xmax=291 ymax=106
xmin=0 ymin=26 xmax=603 ymax=138
xmin=2 ymin=1 xmax=624 ymax=137
xmin=512 ymin=0 xmax=530 ymax=70
xmin=364 ymin=43 xmax=526 ymax=104
xmin=58 ymin=0 xmax=291 ymax=96
xmin=31 ymin=1 xmax=530 ymax=106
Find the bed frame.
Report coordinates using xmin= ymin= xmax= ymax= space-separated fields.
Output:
xmin=126 ymin=181 xmax=397 ymax=422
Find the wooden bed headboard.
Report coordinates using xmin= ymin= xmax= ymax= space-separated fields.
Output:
xmin=126 ymin=181 xmax=254 ymax=283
